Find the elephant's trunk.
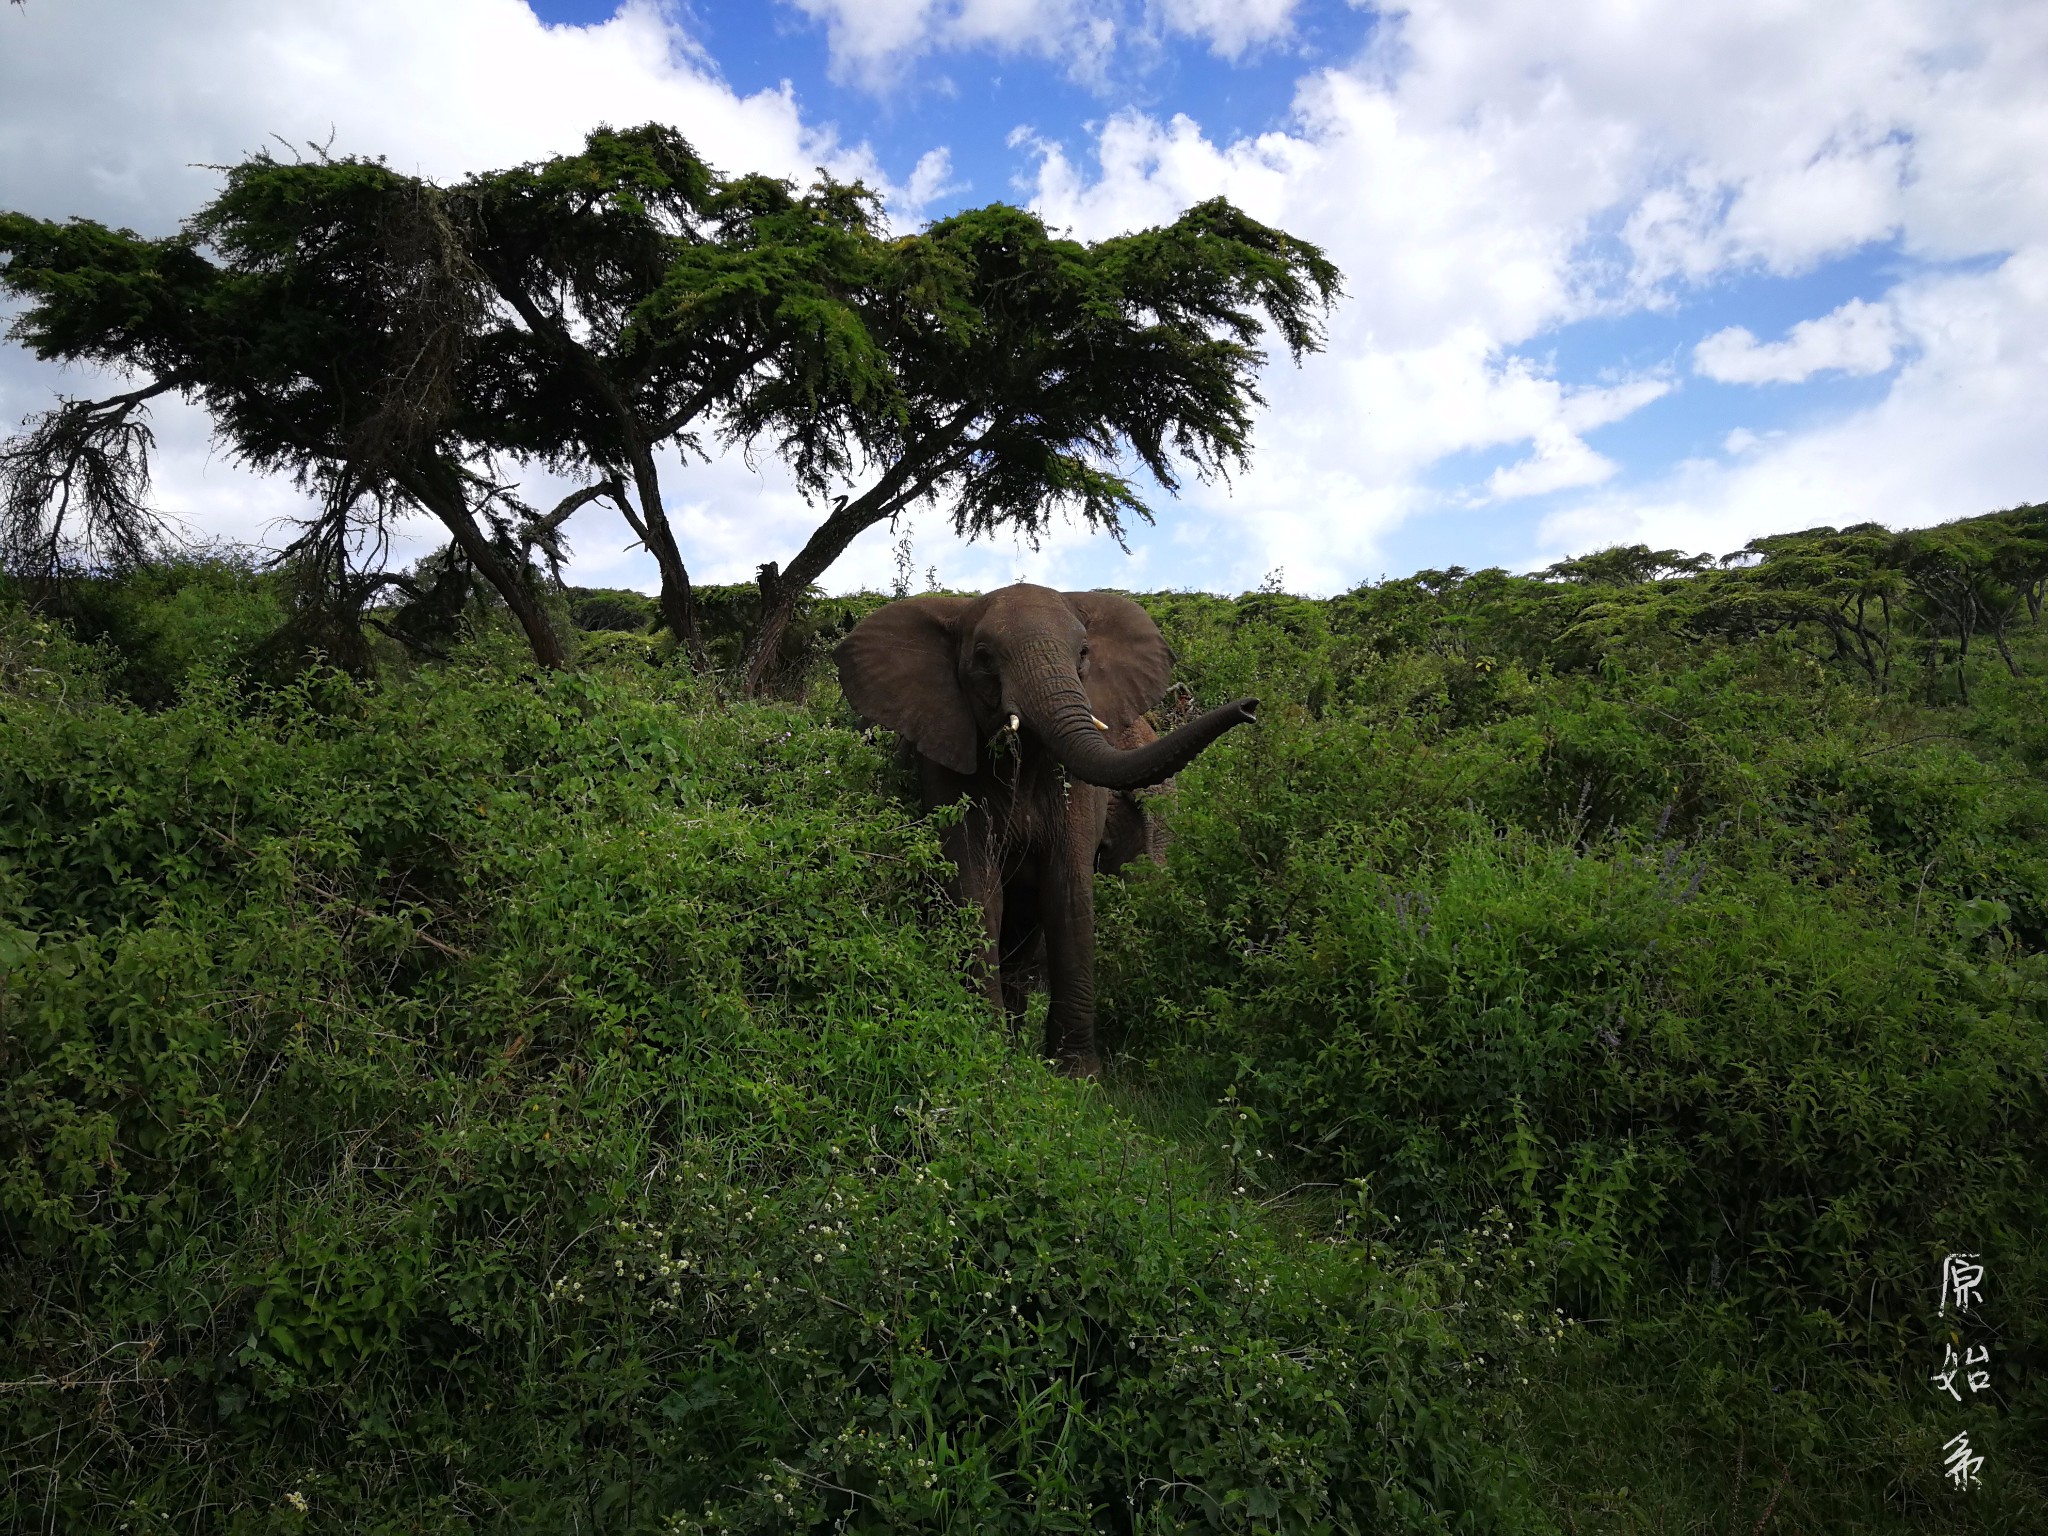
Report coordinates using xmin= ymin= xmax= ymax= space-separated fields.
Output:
xmin=1010 ymin=641 xmax=1257 ymax=791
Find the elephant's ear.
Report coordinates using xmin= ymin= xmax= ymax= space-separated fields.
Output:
xmin=835 ymin=595 xmax=979 ymax=773
xmin=1067 ymin=591 xmax=1173 ymax=730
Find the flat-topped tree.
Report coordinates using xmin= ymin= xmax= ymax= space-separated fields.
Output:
xmin=3 ymin=129 xmax=1338 ymax=681
xmin=0 ymin=126 xmax=885 ymax=670
xmin=736 ymin=198 xmax=1342 ymax=695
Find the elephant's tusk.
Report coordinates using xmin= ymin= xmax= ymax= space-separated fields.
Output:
xmin=1091 ymin=715 xmax=1109 ymax=732
xmin=1007 ymin=713 xmax=1020 ymax=734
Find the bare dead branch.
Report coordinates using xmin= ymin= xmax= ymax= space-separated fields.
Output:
xmin=0 ymin=376 xmax=189 ymax=579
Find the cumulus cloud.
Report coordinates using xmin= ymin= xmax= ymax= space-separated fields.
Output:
xmin=1153 ymin=0 xmax=1300 ymax=60
xmin=1542 ymin=251 xmax=2048 ymax=561
xmin=785 ymin=0 xmax=1118 ymax=87
xmin=783 ymin=0 xmax=1299 ymax=88
xmin=1694 ymin=299 xmax=1900 ymax=384
xmin=898 ymin=148 xmax=960 ymax=214
xmin=0 ymin=0 xmax=919 ymax=233
xmin=1486 ymin=433 xmax=1619 ymax=502
xmin=1004 ymin=0 xmax=2048 ymax=588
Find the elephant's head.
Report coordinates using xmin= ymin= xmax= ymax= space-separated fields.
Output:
xmin=834 ymin=583 xmax=1257 ymax=791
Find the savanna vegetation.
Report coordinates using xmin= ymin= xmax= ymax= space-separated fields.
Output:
xmin=3 ymin=502 xmax=2046 ymax=1533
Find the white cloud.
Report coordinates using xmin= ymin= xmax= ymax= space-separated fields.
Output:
xmin=1542 ymin=251 xmax=2048 ymax=561
xmin=782 ymin=0 xmax=1299 ymax=88
xmin=1005 ymin=0 xmax=2048 ymax=589
xmin=786 ymin=0 xmax=1119 ymax=87
xmin=1694 ymin=298 xmax=1900 ymax=384
xmin=896 ymin=147 xmax=967 ymax=219
xmin=1486 ymin=432 xmax=1620 ymax=502
xmin=0 ymin=0 xmax=913 ymax=234
xmin=1154 ymin=0 xmax=1300 ymax=60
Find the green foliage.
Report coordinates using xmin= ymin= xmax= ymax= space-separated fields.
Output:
xmin=3 ymin=127 xmax=1339 ymax=689
xmin=1093 ymin=545 xmax=2048 ymax=1530
xmin=0 ymin=594 xmax=107 ymax=703
xmin=686 ymin=582 xmax=886 ymax=696
xmin=567 ymin=585 xmax=659 ymax=633
xmin=11 ymin=499 xmax=2048 ymax=1531
xmin=16 ymin=552 xmax=287 ymax=705
xmin=0 ymin=625 xmax=1519 ymax=1533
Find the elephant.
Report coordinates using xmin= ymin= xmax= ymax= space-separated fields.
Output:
xmin=835 ymin=583 xmax=1258 ymax=1077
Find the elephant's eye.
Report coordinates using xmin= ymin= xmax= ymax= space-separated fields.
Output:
xmin=1077 ymin=644 xmax=1090 ymax=676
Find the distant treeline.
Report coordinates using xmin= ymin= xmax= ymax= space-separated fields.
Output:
xmin=9 ymin=502 xmax=2046 ymax=712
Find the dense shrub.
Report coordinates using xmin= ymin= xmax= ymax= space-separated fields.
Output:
xmin=11 ymin=553 xmax=286 ymax=706
xmin=567 ymin=586 xmax=659 ymax=633
xmin=11 ymin=514 xmax=2048 ymax=1531
xmin=1097 ymin=589 xmax=2048 ymax=1527
xmin=0 ymin=642 xmax=1520 ymax=1533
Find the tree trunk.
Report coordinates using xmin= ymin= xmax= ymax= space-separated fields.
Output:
xmin=474 ymin=268 xmax=712 ymax=670
xmin=740 ymin=408 xmax=984 ymax=697
xmin=403 ymin=469 xmax=569 ymax=669
xmin=744 ymin=561 xmax=793 ymax=694
xmin=619 ymin=447 xmax=706 ymax=668
xmin=1994 ymin=622 xmax=2021 ymax=678
xmin=741 ymin=507 xmax=943 ymax=696
xmin=740 ymin=503 xmax=884 ymax=695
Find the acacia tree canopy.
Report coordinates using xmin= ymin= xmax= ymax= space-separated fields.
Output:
xmin=0 ymin=125 xmax=1341 ymax=683
xmin=451 ymin=127 xmax=901 ymax=665
xmin=735 ymin=197 xmax=1343 ymax=691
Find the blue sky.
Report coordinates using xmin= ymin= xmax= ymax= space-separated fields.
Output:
xmin=2 ymin=0 xmax=2044 ymax=596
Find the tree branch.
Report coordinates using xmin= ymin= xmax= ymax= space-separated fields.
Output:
xmin=654 ymin=344 xmax=775 ymax=440
xmin=0 ymin=373 xmax=195 ymax=577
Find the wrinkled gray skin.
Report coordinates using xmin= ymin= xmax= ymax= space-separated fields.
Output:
xmin=835 ymin=583 xmax=1257 ymax=1076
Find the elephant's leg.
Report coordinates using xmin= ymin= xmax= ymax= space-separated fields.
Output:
xmin=1098 ymin=789 xmax=1152 ymax=875
xmin=998 ymin=883 xmax=1040 ymax=1041
xmin=940 ymin=807 xmax=1006 ymax=1013
xmin=1039 ymin=790 xmax=1107 ymax=1078
xmin=1098 ymin=717 xmax=1167 ymax=875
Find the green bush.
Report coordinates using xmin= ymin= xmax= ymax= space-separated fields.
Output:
xmin=20 ymin=552 xmax=286 ymax=706
xmin=1096 ymin=589 xmax=2048 ymax=1527
xmin=1106 ymin=818 xmax=2046 ymax=1328
xmin=11 ymin=516 xmax=2048 ymax=1531
xmin=0 ymin=640 xmax=1521 ymax=1533
xmin=567 ymin=586 xmax=659 ymax=633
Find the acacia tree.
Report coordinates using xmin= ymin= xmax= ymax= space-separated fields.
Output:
xmin=1 ymin=127 xmax=1340 ymax=682
xmin=734 ymin=199 xmax=1341 ymax=694
xmin=0 ymin=129 xmax=876 ymax=668
xmin=453 ymin=127 xmax=895 ymax=665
